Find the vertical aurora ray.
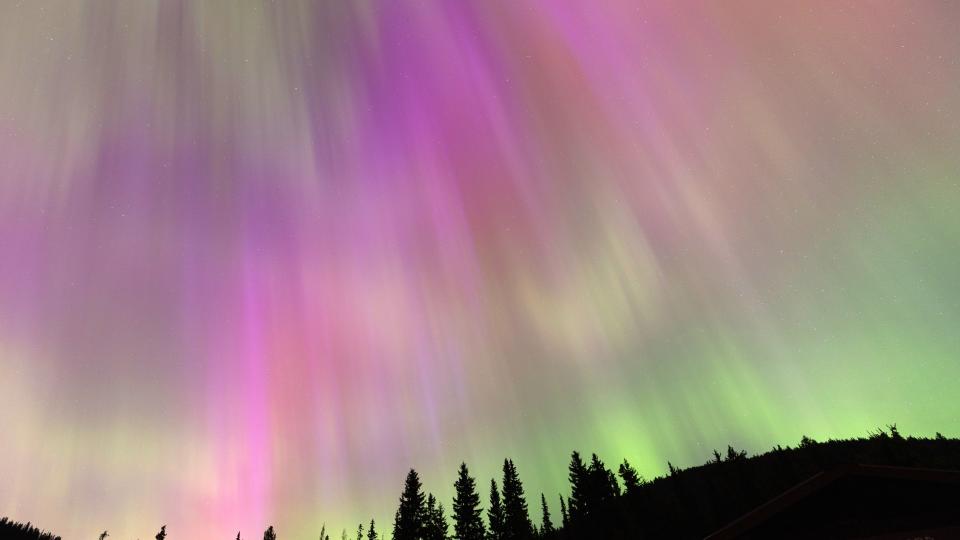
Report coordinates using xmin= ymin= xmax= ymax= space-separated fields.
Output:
xmin=1 ymin=1 xmax=959 ymax=537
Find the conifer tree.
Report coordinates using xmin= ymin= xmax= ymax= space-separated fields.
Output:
xmin=587 ymin=453 xmax=619 ymax=506
xmin=487 ymin=479 xmax=506 ymax=540
xmin=393 ymin=469 xmax=427 ymax=540
xmin=501 ymin=459 xmax=533 ymax=540
xmin=566 ymin=452 xmax=589 ymax=522
xmin=539 ymin=494 xmax=554 ymax=536
xmin=356 ymin=523 xmax=364 ymax=540
xmin=617 ymin=459 xmax=643 ymax=496
xmin=99 ymin=531 xmax=109 ymax=540
xmin=263 ymin=525 xmax=276 ymax=540
xmin=236 ymin=532 xmax=241 ymax=540
xmin=452 ymin=463 xmax=486 ymax=540
xmin=425 ymin=494 xmax=438 ymax=540
xmin=366 ymin=520 xmax=378 ymax=540
xmin=558 ymin=495 xmax=569 ymax=530
xmin=437 ymin=502 xmax=449 ymax=539
xmin=425 ymin=494 xmax=449 ymax=540
xmin=155 ymin=525 xmax=167 ymax=540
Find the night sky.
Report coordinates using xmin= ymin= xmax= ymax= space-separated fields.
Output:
xmin=2 ymin=2 xmax=959 ymax=538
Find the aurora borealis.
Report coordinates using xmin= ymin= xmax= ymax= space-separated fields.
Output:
xmin=1 ymin=1 xmax=959 ymax=538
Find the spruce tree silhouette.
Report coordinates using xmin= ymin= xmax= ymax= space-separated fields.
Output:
xmin=566 ymin=452 xmax=589 ymax=523
xmin=585 ymin=454 xmax=621 ymax=536
xmin=487 ymin=478 xmax=506 ymax=540
xmin=617 ymin=459 xmax=643 ymax=496
xmin=236 ymin=532 xmax=241 ymax=540
xmin=539 ymin=494 xmax=554 ymax=536
xmin=725 ymin=445 xmax=747 ymax=462
xmin=155 ymin=525 xmax=167 ymax=540
xmin=366 ymin=519 xmax=378 ymax=540
xmin=558 ymin=495 xmax=569 ymax=530
xmin=355 ymin=523 xmax=363 ymax=540
xmin=500 ymin=459 xmax=533 ymax=540
xmin=452 ymin=463 xmax=486 ymax=540
xmin=424 ymin=494 xmax=449 ymax=540
xmin=263 ymin=525 xmax=276 ymax=540
xmin=393 ymin=469 xmax=427 ymax=540
xmin=99 ymin=531 xmax=109 ymax=540
xmin=587 ymin=453 xmax=619 ymax=507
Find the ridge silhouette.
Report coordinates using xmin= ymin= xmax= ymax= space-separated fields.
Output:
xmin=4 ymin=426 xmax=960 ymax=539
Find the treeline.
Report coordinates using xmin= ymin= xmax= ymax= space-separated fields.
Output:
xmin=0 ymin=517 xmax=61 ymax=540
xmin=3 ymin=426 xmax=959 ymax=539
xmin=380 ymin=425 xmax=960 ymax=539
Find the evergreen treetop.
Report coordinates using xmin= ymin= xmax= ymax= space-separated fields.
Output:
xmin=487 ymin=478 xmax=506 ymax=540
xmin=618 ymin=459 xmax=643 ymax=495
xmin=501 ymin=459 xmax=533 ymax=540
xmin=393 ymin=469 xmax=427 ymax=540
xmin=539 ymin=494 xmax=554 ymax=535
xmin=452 ymin=463 xmax=486 ymax=540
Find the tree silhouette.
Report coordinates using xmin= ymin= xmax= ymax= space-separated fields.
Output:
xmin=99 ymin=531 xmax=109 ymax=540
xmin=539 ymin=494 xmax=554 ymax=536
xmin=366 ymin=519 xmax=378 ymax=540
xmin=566 ymin=452 xmax=589 ymax=523
xmin=263 ymin=525 xmax=276 ymax=540
xmin=501 ymin=459 xmax=533 ymax=540
xmin=487 ymin=478 xmax=506 ymax=540
xmin=393 ymin=469 xmax=427 ymax=540
xmin=355 ymin=523 xmax=363 ymax=540
xmin=558 ymin=495 xmax=569 ymax=530
xmin=725 ymin=445 xmax=747 ymax=462
xmin=585 ymin=454 xmax=620 ymax=535
xmin=424 ymin=494 xmax=449 ymax=540
xmin=617 ymin=459 xmax=643 ymax=496
xmin=452 ymin=463 xmax=486 ymax=540
xmin=155 ymin=525 xmax=167 ymax=540
xmin=587 ymin=453 xmax=619 ymax=505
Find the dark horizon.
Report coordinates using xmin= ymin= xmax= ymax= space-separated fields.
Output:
xmin=4 ymin=426 xmax=959 ymax=539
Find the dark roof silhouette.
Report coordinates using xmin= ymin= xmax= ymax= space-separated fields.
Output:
xmin=705 ymin=464 xmax=960 ymax=539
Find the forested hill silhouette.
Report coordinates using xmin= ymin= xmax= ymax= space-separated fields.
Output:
xmin=3 ymin=426 xmax=959 ymax=539
xmin=0 ymin=517 xmax=61 ymax=540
